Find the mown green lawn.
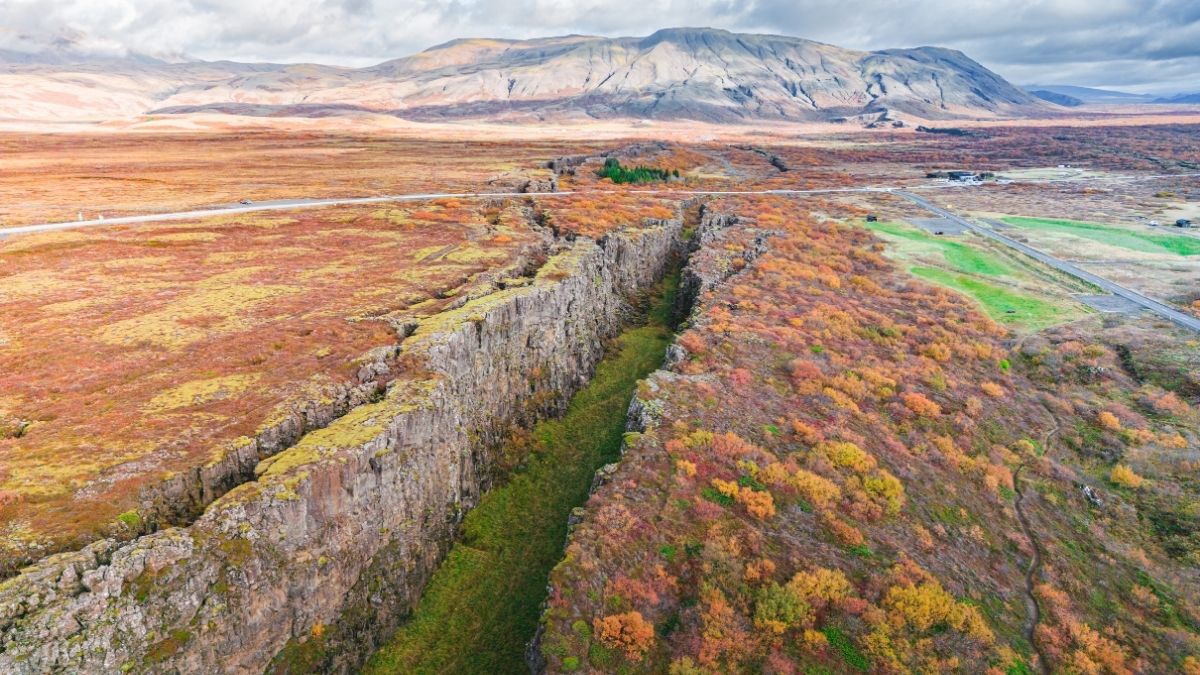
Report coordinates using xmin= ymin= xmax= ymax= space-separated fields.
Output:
xmin=866 ymin=220 xmax=1013 ymax=276
xmin=910 ymin=266 xmax=1072 ymax=330
xmin=863 ymin=220 xmax=1085 ymax=330
xmin=362 ymin=273 xmax=679 ymax=675
xmin=1001 ymin=216 xmax=1200 ymax=256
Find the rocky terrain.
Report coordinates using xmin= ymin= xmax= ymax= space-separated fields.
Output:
xmin=536 ymin=194 xmax=1200 ymax=674
xmin=0 ymin=28 xmax=1047 ymax=123
xmin=0 ymin=209 xmax=685 ymax=672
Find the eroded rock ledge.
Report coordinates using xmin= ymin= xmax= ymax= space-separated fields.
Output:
xmin=527 ymin=203 xmax=779 ymax=672
xmin=0 ymin=218 xmax=683 ymax=673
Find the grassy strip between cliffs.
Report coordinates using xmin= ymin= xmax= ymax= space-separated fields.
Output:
xmin=363 ymin=270 xmax=681 ymax=675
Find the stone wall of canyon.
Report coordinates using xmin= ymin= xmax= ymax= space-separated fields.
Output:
xmin=0 ymin=218 xmax=684 ymax=673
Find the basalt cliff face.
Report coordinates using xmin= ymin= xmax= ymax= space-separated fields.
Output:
xmin=1 ymin=28 xmax=1045 ymax=122
xmin=0 ymin=219 xmax=684 ymax=673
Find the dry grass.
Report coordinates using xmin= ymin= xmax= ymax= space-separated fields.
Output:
xmin=0 ymin=132 xmax=593 ymax=227
xmin=0 ymin=199 xmax=547 ymax=565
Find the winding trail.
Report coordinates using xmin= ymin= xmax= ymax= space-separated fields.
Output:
xmin=1011 ymin=411 xmax=1061 ymax=675
xmin=1012 ymin=463 xmax=1048 ymax=674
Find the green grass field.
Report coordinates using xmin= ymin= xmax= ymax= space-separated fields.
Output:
xmin=910 ymin=266 xmax=1070 ymax=330
xmin=1001 ymin=216 xmax=1200 ymax=256
xmin=866 ymin=220 xmax=1014 ymax=276
xmin=362 ymin=273 xmax=679 ymax=675
xmin=863 ymin=220 xmax=1086 ymax=330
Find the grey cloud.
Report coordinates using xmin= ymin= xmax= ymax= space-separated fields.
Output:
xmin=0 ymin=0 xmax=1196 ymax=93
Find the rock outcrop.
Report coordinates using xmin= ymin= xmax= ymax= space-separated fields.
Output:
xmin=528 ymin=203 xmax=776 ymax=672
xmin=0 ymin=220 xmax=684 ymax=673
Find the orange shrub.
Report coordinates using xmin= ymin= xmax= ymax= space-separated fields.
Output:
xmin=737 ymin=489 xmax=776 ymax=520
xmin=594 ymin=611 xmax=656 ymax=660
xmin=903 ymin=392 xmax=942 ymax=417
xmin=1110 ymin=464 xmax=1145 ymax=489
xmin=1097 ymin=411 xmax=1121 ymax=431
xmin=981 ymin=382 xmax=1005 ymax=398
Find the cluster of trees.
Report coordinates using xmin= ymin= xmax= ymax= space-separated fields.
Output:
xmin=539 ymin=193 xmax=1200 ymax=673
xmin=595 ymin=157 xmax=680 ymax=184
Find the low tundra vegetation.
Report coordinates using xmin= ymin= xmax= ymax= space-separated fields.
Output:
xmin=0 ymin=193 xmax=668 ymax=574
xmin=540 ymin=195 xmax=1200 ymax=673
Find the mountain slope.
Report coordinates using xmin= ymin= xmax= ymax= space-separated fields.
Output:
xmin=2 ymin=27 xmax=1047 ymax=122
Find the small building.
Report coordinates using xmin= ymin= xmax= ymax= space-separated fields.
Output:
xmin=866 ymin=214 xmax=878 ymax=222
xmin=1176 ymin=218 xmax=1193 ymax=228
xmin=947 ymin=171 xmax=976 ymax=182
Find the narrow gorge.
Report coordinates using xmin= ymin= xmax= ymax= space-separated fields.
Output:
xmin=0 ymin=207 xmax=695 ymax=673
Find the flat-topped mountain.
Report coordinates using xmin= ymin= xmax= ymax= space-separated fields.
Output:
xmin=1 ymin=27 xmax=1047 ymax=122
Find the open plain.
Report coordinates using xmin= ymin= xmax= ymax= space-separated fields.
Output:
xmin=1 ymin=94 xmax=1199 ymax=674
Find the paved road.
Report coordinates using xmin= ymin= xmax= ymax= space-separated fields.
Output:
xmin=894 ymin=190 xmax=1200 ymax=334
xmin=7 ymin=169 xmax=1195 ymax=238
xmin=0 ymin=191 xmax=573 ymax=237
xmin=0 ymin=186 xmax=895 ymax=237
xmin=5 ymin=175 xmax=1197 ymax=335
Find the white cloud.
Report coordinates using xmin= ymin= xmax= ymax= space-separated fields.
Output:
xmin=1 ymin=0 xmax=1196 ymax=93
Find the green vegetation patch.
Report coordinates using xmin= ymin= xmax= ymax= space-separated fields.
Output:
xmin=822 ymin=626 xmax=870 ymax=671
xmin=1001 ymin=216 xmax=1200 ymax=256
xmin=866 ymin=220 xmax=1013 ymax=276
xmin=596 ymin=157 xmax=679 ymax=184
xmin=363 ymin=273 xmax=679 ymax=674
xmin=910 ymin=266 xmax=1076 ymax=331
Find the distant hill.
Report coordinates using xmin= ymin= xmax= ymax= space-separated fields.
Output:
xmin=1028 ymin=89 xmax=1083 ymax=107
xmin=1023 ymin=84 xmax=1156 ymax=104
xmin=1154 ymin=92 xmax=1200 ymax=104
xmin=0 ymin=27 xmax=1048 ymax=122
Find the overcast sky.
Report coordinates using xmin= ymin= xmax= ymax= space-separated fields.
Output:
xmin=2 ymin=0 xmax=1197 ymax=94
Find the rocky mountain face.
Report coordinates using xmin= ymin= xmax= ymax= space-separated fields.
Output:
xmin=0 ymin=28 xmax=1045 ymax=122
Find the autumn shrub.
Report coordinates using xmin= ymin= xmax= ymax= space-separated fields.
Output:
xmin=981 ymin=381 xmax=1005 ymax=397
xmin=754 ymin=582 xmax=813 ymax=634
xmin=902 ymin=392 xmax=942 ymax=417
xmin=1110 ymin=464 xmax=1145 ymax=489
xmin=1097 ymin=410 xmax=1122 ymax=431
xmin=736 ymin=488 xmax=776 ymax=520
xmin=593 ymin=611 xmax=655 ymax=660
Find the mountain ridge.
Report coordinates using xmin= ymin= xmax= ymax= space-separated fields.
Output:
xmin=0 ymin=27 xmax=1047 ymax=122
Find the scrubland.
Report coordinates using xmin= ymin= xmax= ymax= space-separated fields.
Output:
xmin=540 ymin=194 xmax=1200 ymax=673
xmin=0 ymin=198 xmax=559 ymax=571
xmin=2 ymin=124 xmax=1198 ymax=673
xmin=0 ymin=133 xmax=580 ymax=226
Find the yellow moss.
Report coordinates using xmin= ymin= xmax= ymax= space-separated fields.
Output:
xmin=0 ymin=269 xmax=62 ymax=301
xmin=100 ymin=255 xmax=176 ymax=270
xmin=298 ymin=262 xmax=358 ymax=281
xmin=145 ymin=374 xmax=261 ymax=412
xmin=41 ymin=297 xmax=105 ymax=315
xmin=410 ymin=245 xmax=447 ymax=261
xmin=444 ymin=247 xmax=507 ymax=265
xmin=204 ymin=213 xmax=298 ymax=229
xmin=97 ymin=269 xmax=295 ymax=348
xmin=150 ymin=232 xmax=222 ymax=243
xmin=258 ymin=380 xmax=435 ymax=479
xmin=204 ymin=251 xmax=262 ymax=265
xmin=369 ymin=208 xmax=412 ymax=225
